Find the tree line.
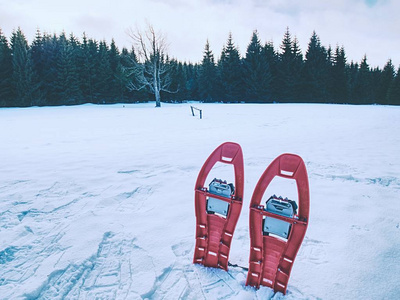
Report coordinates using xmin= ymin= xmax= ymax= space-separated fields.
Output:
xmin=0 ymin=27 xmax=399 ymax=107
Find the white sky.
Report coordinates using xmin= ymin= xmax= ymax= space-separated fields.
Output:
xmin=0 ymin=0 xmax=399 ymax=68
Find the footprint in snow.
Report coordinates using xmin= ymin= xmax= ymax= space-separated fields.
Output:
xmin=24 ymin=232 xmax=156 ymax=300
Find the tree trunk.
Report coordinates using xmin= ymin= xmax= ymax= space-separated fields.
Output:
xmin=154 ymin=64 xmax=161 ymax=107
xmin=155 ymin=88 xmax=161 ymax=107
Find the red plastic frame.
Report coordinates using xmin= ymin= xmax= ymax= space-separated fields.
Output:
xmin=193 ymin=142 xmax=244 ymax=270
xmin=246 ymin=154 xmax=310 ymax=294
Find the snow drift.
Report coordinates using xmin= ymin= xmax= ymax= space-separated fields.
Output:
xmin=0 ymin=103 xmax=399 ymax=299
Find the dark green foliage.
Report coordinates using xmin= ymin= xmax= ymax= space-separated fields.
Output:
xmin=347 ymin=62 xmax=359 ymax=103
xmin=41 ymin=34 xmax=60 ymax=104
xmin=161 ymin=61 xmax=200 ymax=102
xmin=185 ymin=63 xmax=200 ymax=100
xmin=243 ymin=31 xmax=272 ymax=102
xmin=262 ymin=41 xmax=279 ymax=99
xmin=198 ymin=40 xmax=217 ymax=102
xmin=162 ymin=59 xmax=184 ymax=102
xmin=276 ymin=28 xmax=292 ymax=101
xmin=302 ymin=31 xmax=330 ymax=103
xmin=0 ymin=27 xmax=398 ymax=107
xmin=290 ymin=37 xmax=304 ymax=101
xmin=180 ymin=61 xmax=190 ymax=100
xmin=276 ymin=28 xmax=304 ymax=102
xmin=119 ymin=47 xmax=145 ymax=101
xmin=108 ymin=39 xmax=124 ymax=103
xmin=353 ymin=56 xmax=374 ymax=104
xmin=378 ymin=60 xmax=395 ymax=104
xmin=387 ymin=67 xmax=400 ymax=105
xmin=0 ymin=29 xmax=14 ymax=106
xmin=95 ymin=41 xmax=113 ymax=103
xmin=56 ymin=33 xmax=82 ymax=105
xmin=30 ymin=29 xmax=46 ymax=105
xmin=11 ymin=28 xmax=37 ymax=106
xmin=330 ymin=46 xmax=349 ymax=103
xmin=218 ymin=33 xmax=243 ymax=102
xmin=81 ymin=36 xmax=98 ymax=103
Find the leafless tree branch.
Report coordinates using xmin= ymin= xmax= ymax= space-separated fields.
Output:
xmin=125 ymin=24 xmax=178 ymax=106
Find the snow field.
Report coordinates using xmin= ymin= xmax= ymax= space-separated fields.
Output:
xmin=0 ymin=102 xmax=399 ymax=299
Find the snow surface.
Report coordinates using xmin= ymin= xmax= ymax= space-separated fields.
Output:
xmin=0 ymin=102 xmax=399 ymax=299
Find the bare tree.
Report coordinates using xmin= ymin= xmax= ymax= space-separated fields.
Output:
xmin=125 ymin=24 xmax=177 ymax=107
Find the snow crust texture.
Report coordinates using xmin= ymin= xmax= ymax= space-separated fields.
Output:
xmin=0 ymin=103 xmax=399 ymax=299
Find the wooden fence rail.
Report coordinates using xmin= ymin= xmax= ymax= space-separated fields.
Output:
xmin=190 ymin=106 xmax=202 ymax=119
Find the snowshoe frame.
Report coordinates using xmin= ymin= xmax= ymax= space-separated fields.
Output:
xmin=246 ymin=153 xmax=310 ymax=294
xmin=193 ymin=142 xmax=244 ymax=271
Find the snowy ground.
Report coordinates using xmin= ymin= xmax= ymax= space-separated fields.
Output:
xmin=0 ymin=102 xmax=399 ymax=299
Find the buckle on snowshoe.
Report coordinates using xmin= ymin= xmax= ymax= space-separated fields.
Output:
xmin=206 ymin=178 xmax=234 ymax=218
xmin=263 ymin=195 xmax=297 ymax=239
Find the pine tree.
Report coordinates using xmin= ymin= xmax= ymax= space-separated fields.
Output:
xmin=96 ymin=40 xmax=112 ymax=103
xmin=69 ymin=33 xmax=84 ymax=104
xmin=303 ymin=31 xmax=329 ymax=103
xmin=387 ymin=66 xmax=400 ymax=105
xmin=108 ymin=39 xmax=122 ymax=102
xmin=119 ymin=47 xmax=138 ymax=101
xmin=168 ymin=59 xmax=182 ymax=101
xmin=56 ymin=32 xmax=81 ymax=105
xmin=40 ymin=33 xmax=59 ymax=104
xmin=160 ymin=58 xmax=184 ymax=102
xmin=178 ymin=62 xmax=189 ymax=101
xmin=121 ymin=46 xmax=150 ymax=102
xmin=378 ymin=59 xmax=395 ymax=104
xmin=185 ymin=62 xmax=200 ymax=100
xmin=353 ymin=55 xmax=373 ymax=104
xmin=262 ymin=41 xmax=278 ymax=100
xmin=79 ymin=34 xmax=98 ymax=103
xmin=276 ymin=27 xmax=293 ymax=101
xmin=30 ymin=28 xmax=47 ymax=105
xmin=331 ymin=46 xmax=349 ymax=103
xmin=0 ymin=29 xmax=14 ymax=106
xmin=189 ymin=63 xmax=200 ymax=100
xmin=198 ymin=40 xmax=217 ymax=102
xmin=348 ymin=61 xmax=359 ymax=103
xmin=370 ymin=67 xmax=382 ymax=103
xmin=55 ymin=32 xmax=69 ymax=104
xmin=291 ymin=36 xmax=304 ymax=101
xmin=243 ymin=30 xmax=272 ymax=102
xmin=11 ymin=28 xmax=36 ymax=106
xmin=218 ymin=33 xmax=243 ymax=102
xmin=276 ymin=28 xmax=303 ymax=102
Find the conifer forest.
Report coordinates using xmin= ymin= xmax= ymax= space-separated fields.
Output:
xmin=0 ymin=27 xmax=399 ymax=107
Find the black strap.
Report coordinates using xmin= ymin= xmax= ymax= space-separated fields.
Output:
xmin=228 ymin=262 xmax=249 ymax=271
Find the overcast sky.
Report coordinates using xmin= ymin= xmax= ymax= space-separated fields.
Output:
xmin=0 ymin=0 xmax=399 ymax=68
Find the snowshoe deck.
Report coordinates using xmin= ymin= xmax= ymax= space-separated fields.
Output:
xmin=193 ymin=142 xmax=244 ymax=271
xmin=246 ymin=154 xmax=309 ymax=294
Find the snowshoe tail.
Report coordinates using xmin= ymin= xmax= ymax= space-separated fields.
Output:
xmin=193 ymin=142 xmax=244 ymax=271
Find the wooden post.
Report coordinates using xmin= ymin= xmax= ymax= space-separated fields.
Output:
xmin=190 ymin=106 xmax=202 ymax=119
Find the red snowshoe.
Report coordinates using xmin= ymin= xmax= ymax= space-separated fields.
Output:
xmin=246 ymin=154 xmax=310 ymax=294
xmin=193 ymin=142 xmax=244 ymax=271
